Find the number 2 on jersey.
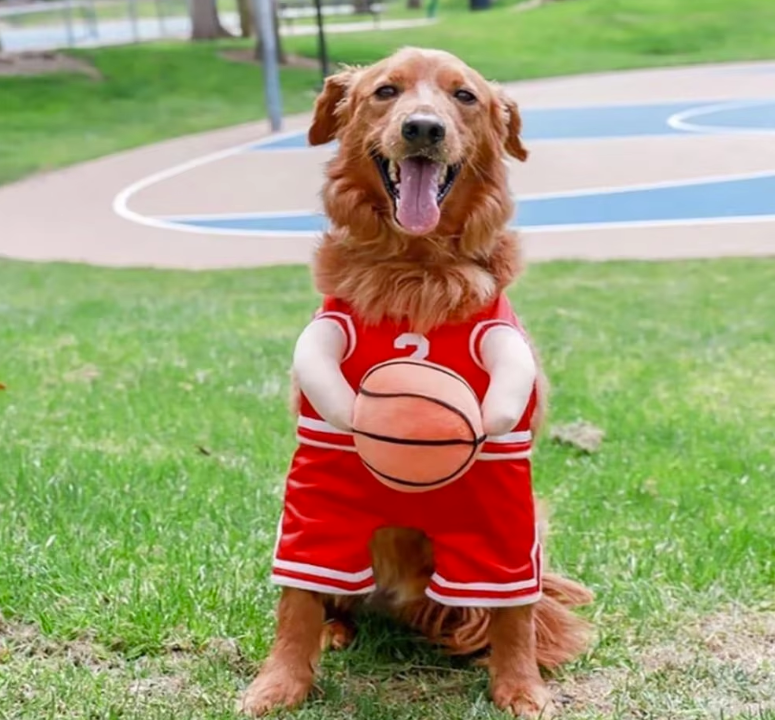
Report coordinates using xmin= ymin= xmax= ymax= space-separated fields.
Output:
xmin=394 ymin=333 xmax=430 ymax=360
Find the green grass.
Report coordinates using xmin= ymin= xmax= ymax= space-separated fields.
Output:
xmin=1 ymin=257 xmax=774 ymax=718
xmin=0 ymin=41 xmax=319 ymax=185
xmin=2 ymin=0 xmax=775 ymax=186
xmin=285 ymin=0 xmax=775 ymax=79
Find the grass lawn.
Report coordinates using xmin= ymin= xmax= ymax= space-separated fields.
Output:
xmin=2 ymin=0 xmax=775 ymax=186
xmin=1 ymin=257 xmax=774 ymax=719
xmin=0 ymin=42 xmax=320 ymax=186
xmin=285 ymin=0 xmax=775 ymax=78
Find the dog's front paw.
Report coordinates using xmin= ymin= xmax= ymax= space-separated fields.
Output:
xmin=237 ymin=667 xmax=314 ymax=717
xmin=491 ymin=678 xmax=554 ymax=719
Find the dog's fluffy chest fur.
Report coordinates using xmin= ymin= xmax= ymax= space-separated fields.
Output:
xmin=313 ymin=230 xmax=523 ymax=333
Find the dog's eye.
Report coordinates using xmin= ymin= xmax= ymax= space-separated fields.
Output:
xmin=454 ymin=89 xmax=477 ymax=105
xmin=374 ymin=85 xmax=399 ymax=100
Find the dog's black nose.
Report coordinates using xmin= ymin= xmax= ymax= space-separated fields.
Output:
xmin=402 ymin=115 xmax=446 ymax=146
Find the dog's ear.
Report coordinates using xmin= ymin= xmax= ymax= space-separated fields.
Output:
xmin=308 ymin=68 xmax=358 ymax=146
xmin=500 ymin=94 xmax=529 ymax=162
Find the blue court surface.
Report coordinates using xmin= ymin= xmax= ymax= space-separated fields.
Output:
xmin=152 ymin=97 xmax=775 ymax=236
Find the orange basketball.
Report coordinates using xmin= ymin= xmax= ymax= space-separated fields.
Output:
xmin=351 ymin=358 xmax=485 ymax=492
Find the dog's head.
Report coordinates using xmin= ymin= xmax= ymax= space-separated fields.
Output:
xmin=309 ymin=47 xmax=528 ymax=240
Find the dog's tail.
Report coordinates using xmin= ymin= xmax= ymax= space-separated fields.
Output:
xmin=398 ymin=572 xmax=593 ymax=667
xmin=533 ymin=571 xmax=594 ymax=668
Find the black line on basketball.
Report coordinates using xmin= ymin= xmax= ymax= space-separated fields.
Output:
xmin=356 ymin=389 xmax=478 ymax=451
xmin=360 ymin=453 xmax=477 ymax=488
xmin=352 ymin=429 xmax=476 ymax=447
xmin=359 ymin=359 xmax=479 ymax=399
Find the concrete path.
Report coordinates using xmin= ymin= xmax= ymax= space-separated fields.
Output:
xmin=1 ymin=60 xmax=774 ymax=269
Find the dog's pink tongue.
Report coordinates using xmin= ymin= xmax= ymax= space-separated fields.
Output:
xmin=396 ymin=158 xmax=442 ymax=235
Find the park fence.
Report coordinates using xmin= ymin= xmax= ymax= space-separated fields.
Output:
xmin=0 ymin=0 xmax=394 ymax=53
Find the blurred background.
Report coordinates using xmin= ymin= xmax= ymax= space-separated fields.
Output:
xmin=3 ymin=0 xmax=774 ymax=186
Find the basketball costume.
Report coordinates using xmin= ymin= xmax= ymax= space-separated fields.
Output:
xmin=271 ymin=294 xmax=542 ymax=607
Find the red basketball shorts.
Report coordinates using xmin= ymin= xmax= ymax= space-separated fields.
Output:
xmin=271 ymin=422 xmax=542 ymax=608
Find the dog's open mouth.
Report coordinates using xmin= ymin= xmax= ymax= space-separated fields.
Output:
xmin=373 ymin=153 xmax=460 ymax=235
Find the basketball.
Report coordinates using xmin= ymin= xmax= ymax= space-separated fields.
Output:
xmin=351 ymin=358 xmax=485 ymax=492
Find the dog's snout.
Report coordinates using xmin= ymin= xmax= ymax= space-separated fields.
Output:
xmin=401 ymin=114 xmax=446 ymax=147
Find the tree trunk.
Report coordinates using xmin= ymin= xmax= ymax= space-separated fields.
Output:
xmin=406 ymin=0 xmax=421 ymax=8
xmin=190 ymin=0 xmax=233 ymax=39
xmin=254 ymin=0 xmax=287 ymax=65
xmin=236 ymin=0 xmax=253 ymax=37
xmin=353 ymin=0 xmax=371 ymax=14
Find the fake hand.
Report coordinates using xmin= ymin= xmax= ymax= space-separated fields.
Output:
xmin=292 ymin=318 xmax=355 ymax=431
xmin=480 ymin=327 xmax=536 ymax=437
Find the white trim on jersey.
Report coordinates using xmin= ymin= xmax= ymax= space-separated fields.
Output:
xmin=486 ymin=430 xmax=532 ymax=444
xmin=425 ymin=588 xmax=543 ymax=608
xmin=271 ymin=575 xmax=377 ymax=596
xmin=295 ymin=435 xmax=357 ymax=452
xmin=271 ymin=513 xmax=284 ymax=565
xmin=297 ymin=416 xmax=353 ymax=436
xmin=478 ymin=450 xmax=532 ymax=461
xmin=430 ymin=574 xmax=539 ymax=593
xmin=273 ymin=557 xmax=374 ymax=583
xmin=469 ymin=320 xmax=519 ymax=370
xmin=315 ymin=311 xmax=357 ymax=361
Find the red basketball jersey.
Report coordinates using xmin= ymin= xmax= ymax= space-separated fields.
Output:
xmin=296 ymin=293 xmax=538 ymax=460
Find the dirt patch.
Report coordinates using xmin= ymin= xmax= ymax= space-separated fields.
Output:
xmin=0 ymin=613 xmax=248 ymax=680
xmin=63 ymin=363 xmax=101 ymax=382
xmin=0 ymin=616 xmax=118 ymax=670
xmin=549 ymin=420 xmax=605 ymax=453
xmin=552 ymin=607 xmax=775 ymax=718
xmin=127 ymin=674 xmax=188 ymax=697
xmin=0 ymin=51 xmax=101 ymax=78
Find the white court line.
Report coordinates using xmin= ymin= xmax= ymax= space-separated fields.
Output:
xmin=160 ymin=208 xmax=325 ymax=221
xmin=152 ymin=167 xmax=775 ymax=237
xmin=148 ymin=213 xmax=775 ymax=239
xmin=112 ymin=128 xmax=307 ymax=233
xmin=667 ymin=99 xmax=775 ymax=135
xmin=113 ymin=109 xmax=775 ymax=238
xmin=155 ymin=167 xmax=775 ymax=211
xmin=515 ymin=167 xmax=775 ymax=201
xmin=525 ymin=213 xmax=775 ymax=234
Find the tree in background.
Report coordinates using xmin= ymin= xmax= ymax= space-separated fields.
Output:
xmin=236 ymin=0 xmax=253 ymax=37
xmin=190 ymin=0 xmax=285 ymax=63
xmin=190 ymin=0 xmax=233 ymax=38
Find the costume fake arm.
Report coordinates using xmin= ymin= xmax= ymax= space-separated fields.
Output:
xmin=292 ymin=318 xmax=355 ymax=431
xmin=480 ymin=327 xmax=537 ymax=436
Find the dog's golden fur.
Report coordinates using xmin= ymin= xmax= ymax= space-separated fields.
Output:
xmin=240 ymin=47 xmax=593 ymax=718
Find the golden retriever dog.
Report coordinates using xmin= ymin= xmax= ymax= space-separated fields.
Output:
xmin=239 ymin=47 xmax=593 ymax=718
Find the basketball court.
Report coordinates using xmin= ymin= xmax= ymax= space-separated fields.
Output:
xmin=1 ymin=59 xmax=774 ymax=269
